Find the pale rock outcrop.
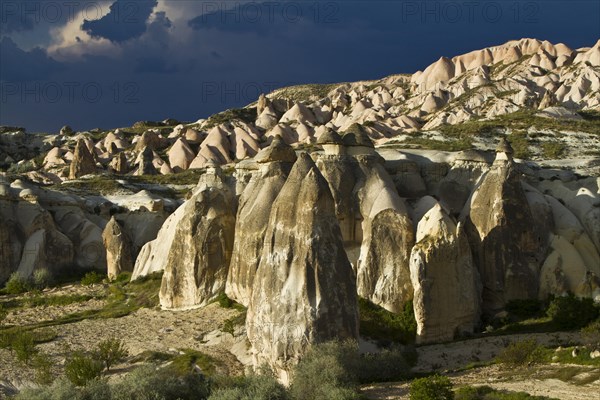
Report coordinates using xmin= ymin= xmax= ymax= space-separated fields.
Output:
xmin=159 ymin=175 xmax=236 ymax=310
xmin=168 ymin=138 xmax=196 ymax=172
xmin=463 ymin=140 xmax=541 ymax=314
xmin=247 ymin=153 xmax=358 ymax=383
xmin=356 ymin=157 xmax=415 ymax=313
xmin=109 ymin=152 xmax=128 ymax=174
xmin=410 ymin=203 xmax=480 ymax=344
xmin=226 ymin=139 xmax=297 ymax=306
xmin=189 ymin=126 xmax=233 ymax=168
xmin=135 ymin=147 xmax=158 ymax=175
xmin=69 ymin=139 xmax=96 ymax=179
xmin=102 ymin=217 xmax=133 ymax=280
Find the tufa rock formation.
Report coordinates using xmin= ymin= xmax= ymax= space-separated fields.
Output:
xmin=225 ymin=138 xmax=297 ymax=306
xmin=246 ymin=153 xmax=359 ymax=383
xmin=410 ymin=203 xmax=480 ymax=344
xmin=69 ymin=138 xmax=96 ymax=179
xmin=102 ymin=217 xmax=133 ymax=280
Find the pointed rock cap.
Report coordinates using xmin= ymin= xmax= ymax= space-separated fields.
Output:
xmin=254 ymin=136 xmax=297 ymax=164
xmin=317 ymin=128 xmax=343 ymax=145
xmin=342 ymin=124 xmax=374 ymax=148
xmin=496 ymin=137 xmax=514 ymax=155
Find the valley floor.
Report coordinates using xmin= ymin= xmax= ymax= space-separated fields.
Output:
xmin=1 ymin=283 xmax=599 ymax=399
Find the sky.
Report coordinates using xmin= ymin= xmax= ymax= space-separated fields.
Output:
xmin=0 ymin=0 xmax=598 ymax=133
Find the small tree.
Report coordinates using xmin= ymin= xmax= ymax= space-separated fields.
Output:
xmin=547 ymin=294 xmax=599 ymax=329
xmin=410 ymin=375 xmax=454 ymax=400
xmin=93 ymin=338 xmax=129 ymax=372
xmin=65 ymin=351 xmax=104 ymax=386
xmin=11 ymin=330 xmax=38 ymax=365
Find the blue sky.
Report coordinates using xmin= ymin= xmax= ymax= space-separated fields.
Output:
xmin=0 ymin=0 xmax=598 ymax=132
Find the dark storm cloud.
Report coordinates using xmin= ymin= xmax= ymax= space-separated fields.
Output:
xmin=0 ymin=37 xmax=64 ymax=81
xmin=0 ymin=2 xmax=36 ymax=34
xmin=82 ymin=0 xmax=158 ymax=43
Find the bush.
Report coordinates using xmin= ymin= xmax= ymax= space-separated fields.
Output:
xmin=455 ymin=385 xmax=556 ymax=399
xmin=410 ymin=375 xmax=454 ymax=400
xmin=65 ymin=351 xmax=104 ymax=386
xmin=81 ymin=271 xmax=105 ymax=286
xmin=93 ymin=338 xmax=129 ymax=372
xmin=289 ymin=340 xmax=361 ymax=400
xmin=32 ymin=352 xmax=54 ymax=385
xmin=546 ymin=294 xmax=599 ymax=329
xmin=5 ymin=272 xmax=32 ymax=294
xmin=359 ymin=347 xmax=412 ymax=383
xmin=32 ymin=268 xmax=54 ymax=289
xmin=505 ymin=299 xmax=544 ymax=319
xmin=358 ymin=298 xmax=417 ymax=344
xmin=208 ymin=373 xmax=289 ymax=400
xmin=496 ymin=339 xmax=545 ymax=367
xmin=111 ymin=364 xmax=211 ymax=400
xmin=581 ymin=320 xmax=600 ymax=350
xmin=11 ymin=330 xmax=38 ymax=365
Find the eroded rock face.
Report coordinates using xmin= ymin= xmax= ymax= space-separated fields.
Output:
xmin=246 ymin=153 xmax=358 ymax=383
xmin=69 ymin=138 xmax=96 ymax=179
xmin=159 ymin=180 xmax=236 ymax=310
xmin=355 ymin=157 xmax=415 ymax=314
xmin=463 ymin=150 xmax=541 ymax=315
xmin=225 ymin=139 xmax=296 ymax=306
xmin=102 ymin=217 xmax=133 ymax=280
xmin=410 ymin=204 xmax=480 ymax=344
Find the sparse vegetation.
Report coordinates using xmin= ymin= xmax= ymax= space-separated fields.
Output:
xmin=93 ymin=338 xmax=129 ymax=372
xmin=455 ymin=385 xmax=558 ymax=400
xmin=204 ymin=108 xmax=257 ymax=129
xmin=581 ymin=320 xmax=600 ymax=349
xmin=541 ymin=141 xmax=566 ymax=159
xmin=496 ymin=339 xmax=545 ymax=367
xmin=402 ymin=136 xmax=473 ymax=151
xmin=80 ymin=271 xmax=106 ymax=286
xmin=4 ymin=272 xmax=32 ymax=294
xmin=409 ymin=374 xmax=454 ymax=400
xmin=209 ymin=372 xmax=289 ymax=400
xmin=65 ymin=350 xmax=105 ymax=385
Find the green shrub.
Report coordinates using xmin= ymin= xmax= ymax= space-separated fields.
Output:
xmin=65 ymin=351 xmax=104 ymax=386
xmin=546 ymin=294 xmax=599 ymax=329
xmin=359 ymin=298 xmax=417 ymax=344
xmin=581 ymin=320 xmax=600 ymax=350
xmin=81 ymin=271 xmax=105 ymax=286
xmin=32 ymin=352 xmax=54 ymax=385
xmin=14 ymin=378 xmax=82 ymax=400
xmin=12 ymin=330 xmax=38 ymax=364
xmin=32 ymin=268 xmax=54 ymax=289
xmin=359 ymin=347 xmax=411 ymax=383
xmin=505 ymin=299 xmax=544 ymax=319
xmin=208 ymin=373 xmax=289 ymax=400
xmin=541 ymin=141 xmax=566 ymax=159
xmin=496 ymin=339 xmax=545 ymax=367
xmin=5 ymin=272 xmax=32 ymax=294
xmin=409 ymin=375 xmax=454 ymax=400
xmin=455 ymin=385 xmax=557 ymax=399
xmin=111 ymin=364 xmax=211 ymax=400
xmin=93 ymin=338 xmax=129 ymax=372
xmin=289 ymin=340 xmax=361 ymax=400
xmin=170 ymin=349 xmax=217 ymax=376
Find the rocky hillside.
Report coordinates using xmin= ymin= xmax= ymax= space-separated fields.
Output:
xmin=1 ymin=38 xmax=600 ymax=386
xmin=1 ymin=38 xmax=599 ymax=182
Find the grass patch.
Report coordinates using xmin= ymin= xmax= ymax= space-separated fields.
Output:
xmin=401 ymin=136 xmax=473 ymax=151
xmin=204 ymin=107 xmax=257 ymax=130
xmin=358 ymin=298 xmax=416 ymax=345
xmin=456 ymin=385 xmax=559 ymax=400
xmin=170 ymin=349 xmax=217 ymax=376
xmin=270 ymin=83 xmax=342 ymax=103
xmin=541 ymin=141 xmax=566 ymax=159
